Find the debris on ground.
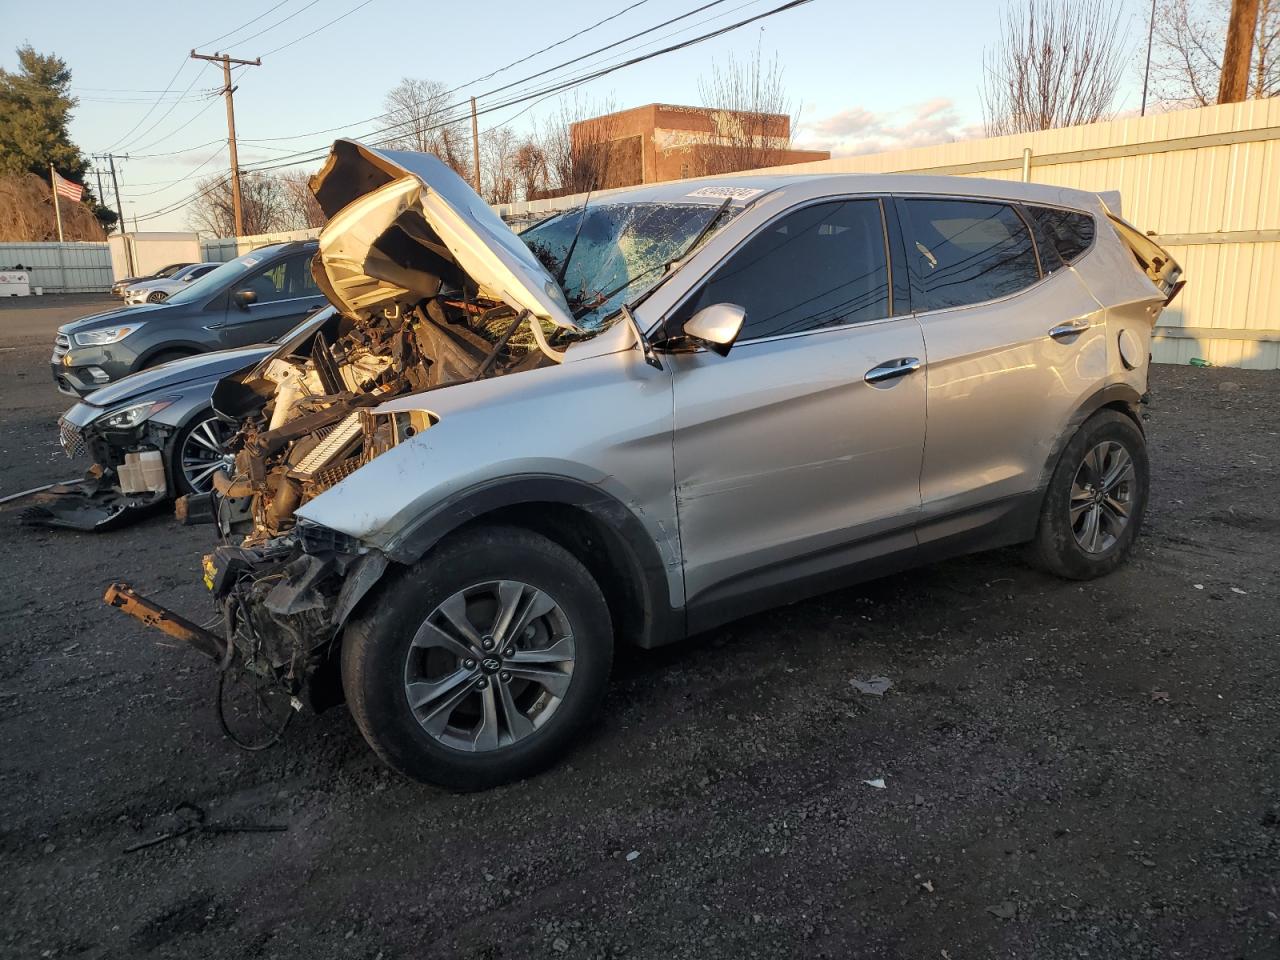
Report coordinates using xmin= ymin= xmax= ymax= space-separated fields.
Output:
xmin=986 ymin=901 xmax=1017 ymax=919
xmin=850 ymin=675 xmax=893 ymax=697
xmin=625 ymin=850 xmax=640 ymax=862
xmin=862 ymin=778 xmax=887 ymax=789
xmin=123 ymin=802 xmax=287 ymax=853
xmin=1151 ymin=690 xmax=1171 ymax=702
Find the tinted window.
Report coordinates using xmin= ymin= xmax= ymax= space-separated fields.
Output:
xmin=903 ymin=199 xmax=1040 ymax=311
xmin=683 ymin=199 xmax=890 ymax=341
xmin=1028 ymin=206 xmax=1096 ymax=264
xmin=242 ymin=253 xmax=319 ymax=304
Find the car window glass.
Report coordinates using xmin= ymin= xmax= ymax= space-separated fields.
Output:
xmin=682 ymin=199 xmax=890 ymax=341
xmin=242 ymin=254 xmax=318 ymax=303
xmin=1028 ymin=206 xmax=1096 ymax=263
xmin=903 ymin=199 xmax=1040 ymax=311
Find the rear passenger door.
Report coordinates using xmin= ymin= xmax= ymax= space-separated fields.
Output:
xmin=668 ymin=197 xmax=926 ymax=621
xmin=214 ymin=252 xmax=326 ymax=347
xmin=896 ymin=196 xmax=1107 ymax=534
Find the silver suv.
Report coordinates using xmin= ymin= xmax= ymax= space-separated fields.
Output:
xmin=111 ymin=141 xmax=1183 ymax=789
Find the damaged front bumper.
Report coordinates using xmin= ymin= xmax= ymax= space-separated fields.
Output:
xmin=22 ymin=406 xmax=173 ymax=531
xmin=108 ymin=520 xmax=388 ymax=706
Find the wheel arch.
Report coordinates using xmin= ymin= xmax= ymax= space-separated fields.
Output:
xmin=136 ymin=342 xmax=205 ymax=369
xmin=1036 ymin=382 xmax=1144 ymax=494
xmin=384 ymin=477 xmax=682 ymax=651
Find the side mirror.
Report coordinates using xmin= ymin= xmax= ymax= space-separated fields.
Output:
xmin=233 ymin=288 xmax=257 ymax=309
xmin=683 ymin=303 xmax=745 ymax=357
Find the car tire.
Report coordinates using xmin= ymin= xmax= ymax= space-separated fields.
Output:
xmin=342 ymin=525 xmax=613 ymax=790
xmin=169 ymin=411 xmax=235 ymax=497
xmin=147 ymin=290 xmax=168 ymax=303
xmin=1028 ymin=409 xmax=1149 ymax=580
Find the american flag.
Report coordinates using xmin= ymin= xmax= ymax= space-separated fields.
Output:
xmin=51 ymin=169 xmax=83 ymax=203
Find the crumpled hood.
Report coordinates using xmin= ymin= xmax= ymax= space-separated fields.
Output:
xmin=83 ymin=345 xmax=271 ymax=408
xmin=309 ymin=139 xmax=581 ymax=332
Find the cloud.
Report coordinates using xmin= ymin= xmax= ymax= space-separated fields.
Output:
xmin=797 ymin=98 xmax=984 ymax=157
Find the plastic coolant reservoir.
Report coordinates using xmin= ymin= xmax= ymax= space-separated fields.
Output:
xmin=118 ymin=450 xmax=166 ymax=495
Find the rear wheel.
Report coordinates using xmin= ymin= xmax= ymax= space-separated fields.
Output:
xmin=342 ymin=526 xmax=613 ymax=790
xmin=1028 ymin=409 xmax=1149 ymax=579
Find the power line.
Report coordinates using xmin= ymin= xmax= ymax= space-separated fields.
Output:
xmin=196 ymin=0 xmax=294 ymax=49
xmin=127 ymin=93 xmax=226 ymax=154
xmin=128 ymin=0 xmax=816 ymax=222
xmin=111 ymin=65 xmax=219 ymax=154
xmin=222 ymin=0 xmax=325 ymax=51
xmin=99 ymin=59 xmax=190 ymax=153
xmin=259 ymin=0 xmax=378 ymax=58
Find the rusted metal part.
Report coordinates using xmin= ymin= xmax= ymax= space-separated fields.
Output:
xmin=103 ymin=582 xmax=227 ymax=663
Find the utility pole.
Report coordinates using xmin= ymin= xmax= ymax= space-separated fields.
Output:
xmin=93 ymin=166 xmax=108 ymax=222
xmin=470 ymin=96 xmax=482 ymax=195
xmin=1217 ymin=0 xmax=1260 ymax=104
xmin=100 ymin=152 xmax=135 ymax=275
xmin=191 ymin=49 xmax=261 ymax=236
xmin=1140 ymin=0 xmax=1156 ymax=116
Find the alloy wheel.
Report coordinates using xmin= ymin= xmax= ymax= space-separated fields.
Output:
xmin=179 ymin=416 xmax=236 ymax=493
xmin=403 ymin=580 xmax=576 ymax=753
xmin=1069 ymin=440 xmax=1134 ymax=554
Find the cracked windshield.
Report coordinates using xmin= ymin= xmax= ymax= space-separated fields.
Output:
xmin=520 ymin=201 xmax=737 ymax=329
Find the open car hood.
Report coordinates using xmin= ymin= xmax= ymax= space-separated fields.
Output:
xmin=310 ymin=139 xmax=581 ymax=332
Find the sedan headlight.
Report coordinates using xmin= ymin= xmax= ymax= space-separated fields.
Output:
xmin=93 ymin=397 xmax=176 ymax=430
xmin=74 ymin=322 xmax=146 ymax=346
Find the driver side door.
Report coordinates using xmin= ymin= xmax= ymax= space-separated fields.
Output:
xmin=213 ymin=252 xmax=326 ymax=348
xmin=667 ymin=197 xmax=927 ymax=631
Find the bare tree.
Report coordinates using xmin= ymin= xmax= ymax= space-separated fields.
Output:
xmin=981 ymin=0 xmax=1129 ymax=135
xmin=539 ymin=94 xmax=620 ymax=195
xmin=480 ymin=127 xmax=517 ymax=205
xmin=382 ymin=77 xmax=471 ymax=180
xmin=277 ymin=169 xmax=326 ymax=230
xmin=695 ymin=46 xmax=798 ymax=175
xmin=187 ymin=171 xmax=290 ymax=237
xmin=512 ymin=138 xmax=549 ymax=201
xmin=1150 ymin=0 xmax=1279 ymax=106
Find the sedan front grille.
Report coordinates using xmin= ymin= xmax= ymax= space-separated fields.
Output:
xmin=58 ymin=416 xmax=86 ymax=458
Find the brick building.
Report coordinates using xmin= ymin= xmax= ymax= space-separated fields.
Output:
xmin=570 ymin=103 xmax=829 ymax=189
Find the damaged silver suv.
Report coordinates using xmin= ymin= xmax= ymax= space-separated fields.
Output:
xmin=108 ymin=140 xmax=1183 ymax=790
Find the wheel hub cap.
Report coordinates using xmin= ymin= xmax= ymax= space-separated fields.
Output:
xmin=402 ymin=580 xmax=576 ymax=753
xmin=1069 ymin=440 xmax=1135 ymax=555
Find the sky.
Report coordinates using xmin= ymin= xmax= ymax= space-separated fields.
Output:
xmin=3 ymin=0 xmax=1158 ymax=231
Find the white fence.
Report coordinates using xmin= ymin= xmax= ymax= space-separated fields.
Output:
xmin=0 ymin=242 xmax=112 ymax=294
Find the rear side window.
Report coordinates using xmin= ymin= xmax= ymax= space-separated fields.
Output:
xmin=683 ymin=199 xmax=890 ymax=341
xmin=902 ymin=199 xmax=1041 ymax=311
xmin=1028 ymin=206 xmax=1096 ymax=264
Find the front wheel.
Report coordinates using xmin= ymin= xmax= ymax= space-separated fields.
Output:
xmin=146 ymin=290 xmax=168 ymax=303
xmin=1028 ymin=409 xmax=1149 ymax=580
xmin=342 ymin=526 xmax=613 ymax=790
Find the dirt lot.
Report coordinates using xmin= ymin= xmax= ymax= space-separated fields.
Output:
xmin=1 ymin=295 xmax=1277 ymax=960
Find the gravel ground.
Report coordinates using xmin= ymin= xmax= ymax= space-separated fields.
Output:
xmin=1 ymin=296 xmax=1277 ymax=960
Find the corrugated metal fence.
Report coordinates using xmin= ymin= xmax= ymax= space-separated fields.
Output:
xmin=0 ymin=242 xmax=112 ymax=294
xmin=201 ymin=228 xmax=320 ymax=262
xmin=499 ymin=97 xmax=1280 ymax=369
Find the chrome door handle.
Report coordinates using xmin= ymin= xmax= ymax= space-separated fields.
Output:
xmin=1048 ymin=318 xmax=1091 ymax=341
xmin=864 ymin=357 xmax=921 ymax=384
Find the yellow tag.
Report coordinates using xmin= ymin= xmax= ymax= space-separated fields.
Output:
xmin=201 ymin=554 xmax=216 ymax=591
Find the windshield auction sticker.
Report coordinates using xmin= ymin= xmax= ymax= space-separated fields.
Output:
xmin=686 ymin=186 xmax=764 ymax=201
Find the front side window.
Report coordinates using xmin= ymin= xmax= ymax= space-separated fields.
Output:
xmin=680 ymin=199 xmax=890 ymax=341
xmin=242 ymin=253 xmax=319 ymax=304
xmin=902 ymin=199 xmax=1040 ymax=311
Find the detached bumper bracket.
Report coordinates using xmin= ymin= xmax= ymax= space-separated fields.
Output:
xmin=103 ymin=582 xmax=228 ymax=663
